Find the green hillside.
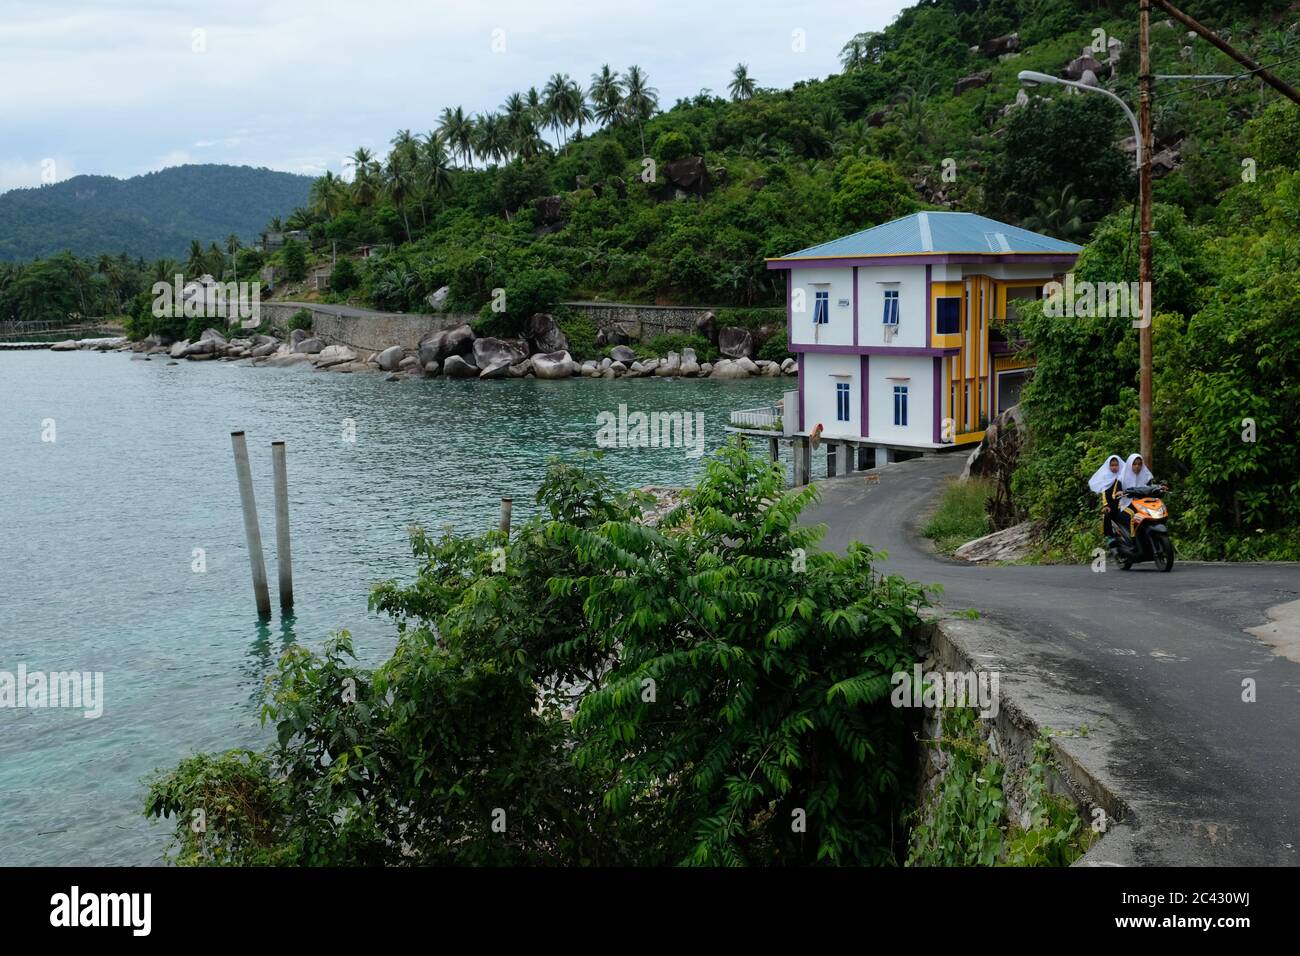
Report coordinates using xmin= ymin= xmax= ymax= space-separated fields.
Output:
xmin=0 ymin=164 xmax=312 ymax=261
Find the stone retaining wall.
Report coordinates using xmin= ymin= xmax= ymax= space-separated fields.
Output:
xmin=260 ymin=300 xmax=728 ymax=353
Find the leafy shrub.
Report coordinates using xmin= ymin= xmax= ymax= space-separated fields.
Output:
xmin=281 ymin=240 xmax=307 ymax=281
xmin=641 ymin=332 xmax=717 ymax=363
xmin=653 ymin=131 xmax=692 ymax=163
xmin=287 ymin=309 xmax=313 ymax=332
xmin=330 ymin=257 xmax=358 ymax=293
xmin=145 ymin=443 xmax=931 ymax=866
xmin=756 ymin=326 xmax=791 ymax=362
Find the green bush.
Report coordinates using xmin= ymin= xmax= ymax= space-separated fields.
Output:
xmin=287 ymin=309 xmax=313 ymax=332
xmin=920 ymin=478 xmax=993 ymax=554
xmin=281 ymin=240 xmax=307 ymax=282
xmin=641 ymin=332 xmax=717 ymax=363
xmin=653 ymin=131 xmax=692 ymax=164
xmin=330 ymin=257 xmax=358 ymax=293
xmin=757 ymin=327 xmax=791 ymax=362
xmin=145 ymin=443 xmax=931 ymax=866
xmin=555 ymin=309 xmax=598 ymax=361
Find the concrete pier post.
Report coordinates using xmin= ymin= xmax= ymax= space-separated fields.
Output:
xmin=827 ymin=444 xmax=837 ymax=478
xmin=769 ymin=436 xmax=779 ymax=462
xmin=271 ymin=441 xmax=293 ymax=611
xmin=499 ymin=497 xmax=513 ymax=537
xmin=841 ymin=442 xmax=855 ymax=475
xmin=231 ymin=431 xmax=271 ymax=617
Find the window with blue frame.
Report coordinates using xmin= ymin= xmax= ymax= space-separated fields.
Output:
xmin=893 ymin=385 xmax=909 ymax=427
xmin=882 ymin=289 xmax=899 ymax=325
xmin=936 ymin=297 xmax=960 ymax=335
xmin=813 ymin=290 xmax=829 ymax=324
xmin=836 ymin=381 xmax=850 ymax=422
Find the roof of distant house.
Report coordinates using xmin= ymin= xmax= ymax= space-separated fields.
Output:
xmin=768 ymin=211 xmax=1083 ymax=261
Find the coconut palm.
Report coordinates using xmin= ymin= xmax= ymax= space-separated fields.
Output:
xmin=589 ymin=65 xmax=622 ymax=127
xmin=1021 ymin=184 xmax=1095 ymax=243
xmin=310 ymin=170 xmax=346 ymax=218
xmin=621 ymin=65 xmax=659 ymax=156
xmin=475 ymin=112 xmax=509 ymax=165
xmin=437 ymin=107 xmax=475 ymax=167
xmin=348 ymin=148 xmax=378 ymax=205
xmin=728 ymin=63 xmax=756 ymax=101
xmin=383 ymin=154 xmax=416 ymax=241
xmin=543 ymin=73 xmax=575 ymax=146
xmin=185 ymin=240 xmax=206 ymax=278
xmin=502 ymin=92 xmax=530 ymax=147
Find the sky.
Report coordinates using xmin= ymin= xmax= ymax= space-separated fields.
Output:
xmin=0 ymin=0 xmax=911 ymax=193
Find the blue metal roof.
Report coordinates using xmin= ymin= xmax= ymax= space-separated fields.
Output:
xmin=770 ymin=211 xmax=1082 ymax=260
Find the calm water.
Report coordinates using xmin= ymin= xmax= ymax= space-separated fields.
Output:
xmin=0 ymin=350 xmax=789 ymax=865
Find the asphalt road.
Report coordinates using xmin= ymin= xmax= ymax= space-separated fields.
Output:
xmin=802 ymin=452 xmax=1300 ymax=866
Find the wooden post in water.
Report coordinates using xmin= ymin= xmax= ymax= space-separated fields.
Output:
xmin=499 ymin=497 xmax=513 ymax=537
xmin=271 ymin=441 xmax=294 ymax=610
xmin=231 ymin=431 xmax=271 ymax=617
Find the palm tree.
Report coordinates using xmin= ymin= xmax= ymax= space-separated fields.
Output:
xmin=502 ymin=92 xmax=530 ymax=151
xmin=474 ymin=112 xmax=509 ymax=166
xmin=1022 ymin=184 xmax=1095 ymax=243
xmin=437 ymin=107 xmax=475 ymax=167
xmin=621 ymin=65 xmax=659 ymax=157
xmin=568 ymin=77 xmax=593 ymax=139
xmin=309 ymin=170 xmax=346 ymax=217
xmin=418 ymin=132 xmax=454 ymax=205
xmin=226 ymin=234 xmax=241 ymax=284
xmin=543 ymin=73 xmax=573 ymax=146
xmin=728 ymin=63 xmax=756 ymax=101
xmin=185 ymin=240 xmax=206 ymax=278
xmin=839 ymin=32 xmax=883 ymax=72
xmin=390 ymin=129 xmax=420 ymax=167
xmin=589 ymin=65 xmax=622 ymax=127
xmin=383 ymin=155 xmax=416 ymax=241
xmin=348 ymin=148 xmax=378 ymax=205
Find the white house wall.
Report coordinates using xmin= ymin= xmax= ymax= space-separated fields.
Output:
xmin=867 ymin=354 xmax=934 ymax=446
xmin=801 ymin=352 xmax=861 ymax=439
xmin=856 ymin=265 xmax=926 ymax=348
xmin=789 ymin=267 xmax=854 ymax=347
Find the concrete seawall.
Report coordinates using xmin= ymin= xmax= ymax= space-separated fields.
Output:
xmin=260 ymin=300 xmax=723 ymax=353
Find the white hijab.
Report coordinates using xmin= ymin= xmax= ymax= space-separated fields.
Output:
xmin=1121 ymin=453 xmax=1153 ymax=489
xmin=1088 ymin=454 xmax=1123 ymax=493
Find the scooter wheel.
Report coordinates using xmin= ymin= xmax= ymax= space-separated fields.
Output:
xmin=1152 ymin=533 xmax=1174 ymax=572
xmin=1118 ymin=557 xmax=1132 ymax=571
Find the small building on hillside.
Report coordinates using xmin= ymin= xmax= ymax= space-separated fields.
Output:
xmin=309 ymin=262 xmax=334 ymax=292
xmin=763 ymin=211 xmax=1080 ymax=455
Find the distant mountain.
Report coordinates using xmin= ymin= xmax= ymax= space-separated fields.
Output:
xmin=0 ymin=164 xmax=313 ymax=261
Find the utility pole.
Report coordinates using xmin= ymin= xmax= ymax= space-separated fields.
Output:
xmin=1138 ymin=0 xmax=1154 ymax=468
xmin=1153 ymin=0 xmax=1300 ymax=106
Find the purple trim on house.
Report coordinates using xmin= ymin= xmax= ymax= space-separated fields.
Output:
xmin=797 ymin=354 xmax=805 ymax=432
xmin=932 ymin=357 xmax=943 ymax=444
xmin=790 ymin=344 xmax=959 ymax=357
xmin=766 ymin=253 xmax=1079 ymax=271
xmin=785 ymin=271 xmax=792 ymax=340
xmin=925 ymin=264 xmax=932 ymax=349
xmin=851 ymin=266 xmax=859 ymax=346
xmin=860 ymin=354 xmax=869 ymax=437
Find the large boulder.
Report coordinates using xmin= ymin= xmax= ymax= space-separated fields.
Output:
xmin=953 ymin=71 xmax=992 ymax=96
xmin=50 ymin=339 xmax=80 ymax=351
xmin=417 ymin=330 xmax=449 ymax=365
xmin=525 ymin=313 xmax=569 ymax=354
xmin=315 ymin=344 xmax=358 ymax=368
xmin=953 ymin=521 xmax=1038 ymax=563
xmin=709 ymin=359 xmax=751 ymax=379
xmin=376 ymin=345 xmax=405 ymax=372
xmin=717 ymin=326 xmax=754 ymax=359
xmin=654 ymin=351 xmax=682 ymax=376
xmin=289 ymin=328 xmax=309 ymax=347
xmin=293 ymin=337 xmax=325 ymax=354
xmin=534 ymin=195 xmax=566 ymax=233
xmin=610 ymin=344 xmax=636 ymax=364
xmin=532 ymin=350 xmax=580 ymax=379
xmin=473 ymin=336 xmax=527 ymax=369
xmin=604 ymin=323 xmax=635 ymax=346
xmin=479 ymin=361 xmax=512 ymax=379
xmin=199 ymin=328 xmax=228 ymax=346
xmin=695 ymin=310 xmax=718 ymax=343
xmin=427 ymin=286 xmax=450 ymax=311
xmin=662 ymin=156 xmax=710 ymax=195
xmin=168 ymin=340 xmax=189 ymax=358
xmin=976 ymin=32 xmax=1019 ymax=57
xmin=442 ymin=354 xmax=479 ymax=378
xmin=1064 ymin=53 xmax=1107 ymax=81
xmin=182 ymin=338 xmax=221 ymax=357
xmin=961 ymin=403 xmax=1025 ymax=479
xmin=443 ymin=324 xmax=476 ymax=358
xmin=679 ymin=348 xmax=701 ymax=377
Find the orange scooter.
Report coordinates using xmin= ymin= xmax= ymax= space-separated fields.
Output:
xmin=1107 ymin=483 xmax=1175 ymax=572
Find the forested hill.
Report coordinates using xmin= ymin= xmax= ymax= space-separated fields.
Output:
xmin=0 ymin=164 xmax=312 ymax=261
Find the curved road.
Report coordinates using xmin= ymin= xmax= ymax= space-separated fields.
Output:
xmin=803 ymin=453 xmax=1300 ymax=866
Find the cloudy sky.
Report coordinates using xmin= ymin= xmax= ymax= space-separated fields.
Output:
xmin=0 ymin=0 xmax=911 ymax=193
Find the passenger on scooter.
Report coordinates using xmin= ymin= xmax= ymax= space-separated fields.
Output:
xmin=1088 ymin=454 xmax=1124 ymax=542
xmin=1114 ymin=453 xmax=1156 ymax=537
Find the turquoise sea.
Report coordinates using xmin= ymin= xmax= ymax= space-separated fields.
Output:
xmin=0 ymin=349 xmax=789 ymax=865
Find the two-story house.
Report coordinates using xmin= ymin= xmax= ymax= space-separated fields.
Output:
xmin=765 ymin=211 xmax=1081 ymax=453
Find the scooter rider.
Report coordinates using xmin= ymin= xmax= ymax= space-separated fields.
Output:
xmin=1088 ymin=454 xmax=1124 ymax=543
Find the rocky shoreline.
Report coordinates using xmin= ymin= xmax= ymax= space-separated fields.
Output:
xmin=48 ymin=313 xmax=797 ymax=383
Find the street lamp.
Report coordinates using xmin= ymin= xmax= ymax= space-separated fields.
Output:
xmin=1017 ymin=62 xmax=1154 ymax=468
xmin=1017 ymin=71 xmax=1142 ymax=169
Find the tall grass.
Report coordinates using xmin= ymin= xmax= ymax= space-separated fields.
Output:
xmin=921 ymin=478 xmax=993 ymax=554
